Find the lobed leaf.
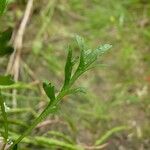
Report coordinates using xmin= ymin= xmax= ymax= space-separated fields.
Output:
xmin=66 ymin=36 xmax=112 ymax=88
xmin=84 ymin=44 xmax=112 ymax=68
xmin=66 ymin=87 xmax=86 ymax=95
xmin=94 ymin=44 xmax=112 ymax=56
xmin=75 ymin=35 xmax=85 ymax=50
xmin=43 ymin=82 xmax=56 ymax=105
xmin=76 ymin=35 xmax=86 ymax=70
xmin=75 ymin=36 xmax=112 ymax=73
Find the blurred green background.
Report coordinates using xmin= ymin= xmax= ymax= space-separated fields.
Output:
xmin=0 ymin=0 xmax=150 ymax=149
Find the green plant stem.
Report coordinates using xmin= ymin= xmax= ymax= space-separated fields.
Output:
xmin=9 ymin=81 xmax=95 ymax=149
xmin=9 ymin=104 xmax=57 ymax=149
xmin=0 ymin=90 xmax=8 ymax=146
xmin=9 ymin=88 xmax=69 ymax=149
xmin=7 ymin=36 xmax=112 ymax=149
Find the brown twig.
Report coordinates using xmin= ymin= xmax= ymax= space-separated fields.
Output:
xmin=35 ymin=118 xmax=65 ymax=129
xmin=6 ymin=0 xmax=34 ymax=108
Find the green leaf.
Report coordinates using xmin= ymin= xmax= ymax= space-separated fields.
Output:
xmin=0 ymin=0 xmax=7 ymax=15
xmin=78 ymin=49 xmax=85 ymax=70
xmin=64 ymin=46 xmax=73 ymax=87
xmin=0 ymin=46 xmax=14 ymax=56
xmin=75 ymin=36 xmax=112 ymax=72
xmin=67 ymin=87 xmax=86 ymax=95
xmin=76 ymin=35 xmax=86 ymax=69
xmin=0 ymin=28 xmax=14 ymax=56
xmin=69 ymin=37 xmax=112 ymax=87
xmin=95 ymin=44 xmax=112 ymax=56
xmin=0 ymin=28 xmax=13 ymax=44
xmin=0 ymin=75 xmax=14 ymax=86
xmin=75 ymin=35 xmax=85 ymax=50
xmin=85 ymin=44 xmax=112 ymax=67
xmin=43 ymin=82 xmax=55 ymax=104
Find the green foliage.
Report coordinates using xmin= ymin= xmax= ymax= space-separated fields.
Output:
xmin=8 ymin=36 xmax=111 ymax=149
xmin=0 ymin=3 xmax=15 ymax=149
xmin=62 ymin=35 xmax=112 ymax=90
xmin=0 ymin=0 xmax=7 ymax=15
xmin=0 ymin=28 xmax=12 ymax=43
xmin=43 ymin=82 xmax=56 ymax=105
xmin=43 ymin=36 xmax=111 ymax=107
xmin=0 ymin=75 xmax=14 ymax=86
xmin=0 ymin=28 xmax=14 ymax=57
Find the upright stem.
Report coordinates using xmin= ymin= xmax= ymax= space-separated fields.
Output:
xmin=9 ymin=87 xmax=68 ymax=150
xmin=8 ymin=58 xmax=89 ymax=149
xmin=9 ymin=104 xmax=57 ymax=149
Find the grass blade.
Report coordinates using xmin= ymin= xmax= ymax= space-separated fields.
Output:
xmin=95 ymin=126 xmax=128 ymax=146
